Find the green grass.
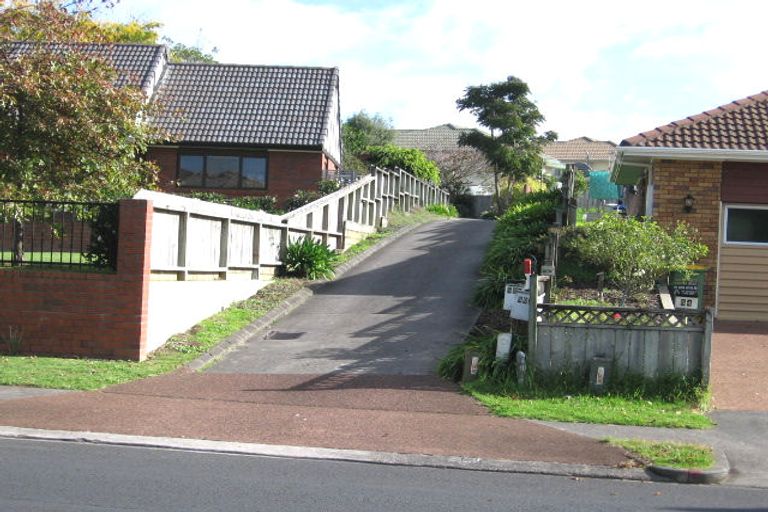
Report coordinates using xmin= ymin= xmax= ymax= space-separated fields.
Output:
xmin=0 ymin=278 xmax=305 ymax=390
xmin=605 ymin=438 xmax=715 ymax=469
xmin=464 ymin=381 xmax=713 ymax=429
xmin=1 ymin=251 xmax=86 ymax=264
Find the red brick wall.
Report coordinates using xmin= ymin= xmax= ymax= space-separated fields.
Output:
xmin=652 ymin=160 xmax=722 ymax=307
xmin=148 ymin=146 xmax=325 ymax=205
xmin=0 ymin=200 xmax=153 ymax=360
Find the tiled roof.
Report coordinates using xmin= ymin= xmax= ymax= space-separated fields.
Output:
xmin=393 ymin=124 xmax=476 ymax=151
xmin=543 ymin=137 xmax=616 ymax=163
xmin=151 ymin=63 xmax=338 ymax=147
xmin=5 ymin=42 xmax=165 ymax=91
xmin=621 ymin=91 xmax=768 ymax=150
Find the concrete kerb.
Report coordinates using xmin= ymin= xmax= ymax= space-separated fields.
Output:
xmin=185 ymin=221 xmax=432 ymax=371
xmin=0 ymin=426 xmax=654 ymax=483
xmin=648 ymin=448 xmax=730 ymax=484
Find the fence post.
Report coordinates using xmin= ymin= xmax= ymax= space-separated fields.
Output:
xmin=219 ymin=218 xmax=230 ymax=279
xmin=527 ymin=274 xmax=539 ymax=360
xmin=178 ymin=211 xmax=190 ymax=281
xmin=701 ymin=308 xmax=714 ymax=387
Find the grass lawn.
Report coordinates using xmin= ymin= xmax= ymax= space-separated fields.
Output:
xmin=464 ymin=381 xmax=714 ymax=429
xmin=0 ymin=208 xmax=445 ymax=390
xmin=1 ymin=251 xmax=87 ymax=264
xmin=605 ymin=438 xmax=715 ymax=469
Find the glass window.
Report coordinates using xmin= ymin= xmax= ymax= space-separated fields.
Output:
xmin=177 ymin=153 xmax=267 ymax=190
xmin=206 ymin=156 xmax=240 ymax=188
xmin=178 ymin=155 xmax=203 ymax=187
xmin=242 ymin=157 xmax=267 ymax=189
xmin=726 ymin=207 xmax=768 ymax=244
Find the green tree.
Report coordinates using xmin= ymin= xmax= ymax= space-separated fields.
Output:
xmin=0 ymin=0 xmax=160 ymax=201
xmin=365 ymin=145 xmax=441 ymax=185
xmin=342 ymin=110 xmax=393 ymax=171
xmin=456 ymin=75 xmax=556 ymax=213
xmin=567 ymin=215 xmax=708 ymax=303
xmin=164 ymin=39 xmax=218 ymax=63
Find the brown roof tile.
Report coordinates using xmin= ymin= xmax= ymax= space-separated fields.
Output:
xmin=542 ymin=137 xmax=616 ymax=163
xmin=621 ymin=90 xmax=768 ymax=149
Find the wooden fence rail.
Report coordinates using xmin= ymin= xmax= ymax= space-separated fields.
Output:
xmin=135 ymin=166 xmax=448 ymax=281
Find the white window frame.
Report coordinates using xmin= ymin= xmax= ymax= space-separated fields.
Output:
xmin=723 ymin=203 xmax=768 ymax=247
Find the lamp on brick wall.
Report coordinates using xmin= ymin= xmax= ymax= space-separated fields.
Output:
xmin=683 ymin=193 xmax=695 ymax=213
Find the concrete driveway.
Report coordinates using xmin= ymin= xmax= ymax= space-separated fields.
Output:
xmin=209 ymin=219 xmax=495 ymax=375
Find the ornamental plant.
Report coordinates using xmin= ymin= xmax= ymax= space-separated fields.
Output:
xmin=566 ymin=214 xmax=708 ymax=303
xmin=283 ymin=236 xmax=338 ymax=280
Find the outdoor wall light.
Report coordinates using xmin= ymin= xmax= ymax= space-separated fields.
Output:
xmin=683 ymin=193 xmax=695 ymax=213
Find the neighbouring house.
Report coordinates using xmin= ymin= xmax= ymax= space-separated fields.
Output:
xmin=543 ymin=137 xmax=617 ymax=174
xmin=393 ymin=124 xmax=493 ymax=216
xmin=612 ymin=90 xmax=768 ymax=321
xmin=8 ymin=42 xmax=342 ymax=203
xmin=544 ymin=137 xmax=618 ymax=207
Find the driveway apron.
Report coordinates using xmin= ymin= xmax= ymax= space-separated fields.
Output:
xmin=711 ymin=320 xmax=768 ymax=411
xmin=209 ymin=219 xmax=495 ymax=375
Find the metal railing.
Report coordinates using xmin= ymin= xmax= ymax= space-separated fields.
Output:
xmin=0 ymin=199 xmax=119 ymax=270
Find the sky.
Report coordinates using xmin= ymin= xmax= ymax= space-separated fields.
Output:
xmin=96 ymin=0 xmax=768 ymax=143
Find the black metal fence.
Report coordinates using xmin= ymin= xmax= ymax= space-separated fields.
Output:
xmin=0 ymin=199 xmax=119 ymax=270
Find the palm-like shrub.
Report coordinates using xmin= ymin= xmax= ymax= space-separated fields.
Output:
xmin=284 ymin=237 xmax=338 ymax=280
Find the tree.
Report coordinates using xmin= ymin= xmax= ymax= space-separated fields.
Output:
xmin=364 ymin=145 xmax=441 ymax=185
xmin=456 ymin=76 xmax=556 ymax=213
xmin=567 ymin=215 xmax=708 ymax=303
xmin=0 ymin=0 xmax=160 ymax=201
xmin=342 ymin=111 xmax=393 ymax=172
xmin=425 ymin=147 xmax=491 ymax=197
xmin=163 ymin=39 xmax=218 ymax=63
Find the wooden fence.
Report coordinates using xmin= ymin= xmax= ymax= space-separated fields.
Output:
xmin=135 ymin=166 xmax=448 ymax=280
xmin=527 ymin=289 xmax=713 ymax=384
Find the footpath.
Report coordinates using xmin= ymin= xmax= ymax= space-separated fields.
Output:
xmin=0 ymin=219 xmax=766 ymax=487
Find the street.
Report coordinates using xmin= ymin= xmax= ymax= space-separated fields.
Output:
xmin=1 ymin=439 xmax=765 ymax=512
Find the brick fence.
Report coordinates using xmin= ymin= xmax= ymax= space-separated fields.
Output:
xmin=0 ymin=200 xmax=153 ymax=360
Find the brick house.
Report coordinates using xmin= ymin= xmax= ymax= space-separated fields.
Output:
xmin=612 ymin=91 xmax=768 ymax=321
xmin=9 ymin=43 xmax=342 ymax=203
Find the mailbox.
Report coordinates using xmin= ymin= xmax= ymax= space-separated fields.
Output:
xmin=669 ymin=267 xmax=706 ymax=311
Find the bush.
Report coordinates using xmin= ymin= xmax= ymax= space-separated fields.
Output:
xmin=182 ymin=192 xmax=282 ymax=214
xmin=317 ymin=179 xmax=341 ymax=195
xmin=364 ymin=145 xmax=441 ymax=185
xmin=565 ymin=214 xmax=708 ymax=302
xmin=283 ymin=236 xmax=338 ymax=280
xmin=426 ymin=203 xmax=458 ymax=217
xmin=284 ymin=190 xmax=322 ymax=211
xmin=473 ymin=190 xmax=560 ymax=308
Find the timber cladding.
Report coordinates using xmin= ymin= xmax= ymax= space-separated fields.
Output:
xmin=0 ymin=200 xmax=153 ymax=361
xmin=652 ymin=160 xmax=722 ymax=308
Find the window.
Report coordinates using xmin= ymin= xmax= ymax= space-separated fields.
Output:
xmin=177 ymin=153 xmax=267 ymax=189
xmin=725 ymin=206 xmax=768 ymax=245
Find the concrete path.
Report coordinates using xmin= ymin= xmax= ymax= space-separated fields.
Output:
xmin=210 ymin=219 xmax=495 ymax=375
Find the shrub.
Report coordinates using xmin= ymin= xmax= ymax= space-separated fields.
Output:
xmin=473 ymin=190 xmax=560 ymax=308
xmin=317 ymin=179 xmax=341 ymax=195
xmin=283 ymin=236 xmax=338 ymax=280
xmin=284 ymin=190 xmax=322 ymax=211
xmin=426 ymin=203 xmax=458 ymax=217
xmin=566 ymin=214 xmax=708 ymax=302
xmin=182 ymin=192 xmax=282 ymax=214
xmin=364 ymin=145 xmax=441 ymax=185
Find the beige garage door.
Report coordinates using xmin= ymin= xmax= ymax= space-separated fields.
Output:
xmin=717 ymin=205 xmax=768 ymax=321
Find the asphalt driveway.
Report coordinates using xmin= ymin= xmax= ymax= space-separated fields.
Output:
xmin=209 ymin=219 xmax=495 ymax=375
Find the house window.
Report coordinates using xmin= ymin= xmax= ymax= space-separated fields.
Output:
xmin=177 ymin=153 xmax=267 ymax=189
xmin=725 ymin=206 xmax=768 ymax=245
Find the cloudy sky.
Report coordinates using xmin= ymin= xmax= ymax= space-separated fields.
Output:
xmin=97 ymin=0 xmax=768 ymax=143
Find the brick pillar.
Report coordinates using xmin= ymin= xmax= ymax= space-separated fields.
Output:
xmin=115 ymin=199 xmax=153 ymax=360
